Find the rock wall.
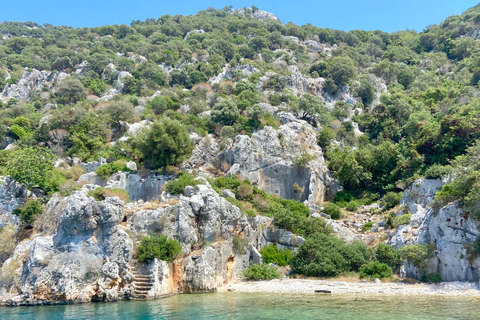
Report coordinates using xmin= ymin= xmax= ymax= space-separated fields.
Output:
xmin=218 ymin=117 xmax=335 ymax=203
xmin=0 ymin=176 xmax=33 ymax=228
xmin=0 ymin=180 xmax=303 ymax=305
xmin=389 ymin=178 xmax=480 ymax=282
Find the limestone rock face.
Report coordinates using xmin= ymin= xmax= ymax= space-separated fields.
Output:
xmin=2 ymin=69 xmax=61 ymax=101
xmin=229 ymin=8 xmax=279 ymax=21
xmin=219 ymin=119 xmax=334 ymax=203
xmin=0 ymin=192 xmax=133 ymax=303
xmin=0 ymin=181 xmax=305 ymax=304
xmin=0 ymin=176 xmax=33 ymax=228
xmin=388 ymin=177 xmax=480 ymax=282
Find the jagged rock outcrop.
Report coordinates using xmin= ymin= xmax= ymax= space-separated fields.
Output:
xmin=2 ymin=69 xmax=67 ymax=101
xmin=229 ymin=8 xmax=279 ymax=21
xmin=215 ymin=118 xmax=335 ymax=203
xmin=0 ymin=180 xmax=303 ymax=304
xmin=389 ymin=177 xmax=480 ymax=282
xmin=210 ymin=64 xmax=260 ymax=84
xmin=0 ymin=176 xmax=33 ymax=228
xmin=0 ymin=192 xmax=133 ymax=303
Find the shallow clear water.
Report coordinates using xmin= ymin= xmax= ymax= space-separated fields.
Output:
xmin=1 ymin=292 xmax=480 ymax=320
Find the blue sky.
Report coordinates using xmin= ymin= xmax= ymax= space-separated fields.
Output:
xmin=0 ymin=0 xmax=479 ymax=32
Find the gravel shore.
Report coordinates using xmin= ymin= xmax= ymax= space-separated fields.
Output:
xmin=219 ymin=279 xmax=480 ymax=296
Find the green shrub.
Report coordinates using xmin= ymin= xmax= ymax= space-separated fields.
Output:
xmin=333 ymin=191 xmax=355 ymax=206
xmin=346 ymin=201 xmax=360 ymax=212
xmin=137 ymin=235 xmax=182 ymax=263
xmin=421 ymin=272 xmax=443 ymax=283
xmin=424 ymin=164 xmax=451 ymax=179
xmin=259 ymin=244 xmax=292 ymax=266
xmin=362 ymin=222 xmax=373 ymax=232
xmin=279 ymin=199 xmax=310 ymax=217
xmin=233 ymin=236 xmax=248 ymax=254
xmin=244 ymin=209 xmax=257 ymax=217
xmin=87 ymin=187 xmax=106 ymax=201
xmin=400 ymin=244 xmax=429 ymax=269
xmin=96 ymin=160 xmax=133 ymax=181
xmin=243 ymin=264 xmax=280 ymax=280
xmin=6 ymin=147 xmax=55 ymax=190
xmin=375 ymin=243 xmax=401 ymax=269
xmin=210 ymin=176 xmax=243 ymax=192
xmin=359 ymin=261 xmax=393 ymax=279
xmin=393 ymin=214 xmax=411 ymax=228
xmin=165 ymin=172 xmax=200 ymax=194
xmin=290 ymin=234 xmax=372 ymax=277
xmin=323 ymin=203 xmax=342 ymax=219
xmin=236 ymin=182 xmax=253 ymax=200
xmin=12 ymin=200 xmax=43 ymax=224
xmin=383 ymin=192 xmax=403 ymax=210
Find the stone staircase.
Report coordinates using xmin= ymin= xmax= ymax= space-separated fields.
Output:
xmin=131 ymin=263 xmax=154 ymax=300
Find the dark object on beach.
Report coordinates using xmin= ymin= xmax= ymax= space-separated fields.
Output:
xmin=314 ymin=290 xmax=331 ymax=294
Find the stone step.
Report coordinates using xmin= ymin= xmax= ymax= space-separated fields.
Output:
xmin=132 ymin=274 xmax=150 ymax=278
xmin=132 ymin=284 xmax=153 ymax=289
xmin=133 ymin=279 xmax=153 ymax=284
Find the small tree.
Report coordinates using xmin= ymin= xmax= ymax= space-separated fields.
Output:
xmin=134 ymin=117 xmax=194 ymax=174
xmin=56 ymin=78 xmax=87 ymax=103
xmin=137 ymin=235 xmax=182 ymax=263
xmin=327 ymin=56 xmax=356 ymax=86
xmin=7 ymin=147 xmax=55 ymax=190
xmin=295 ymin=93 xmax=324 ymax=125
xmin=211 ymin=99 xmax=240 ymax=126
xmin=105 ymin=100 xmax=135 ymax=126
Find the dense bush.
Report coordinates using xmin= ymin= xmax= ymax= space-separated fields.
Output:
xmin=12 ymin=200 xmax=43 ymax=224
xmin=5 ymin=147 xmax=55 ymax=190
xmin=393 ymin=214 xmax=411 ymax=229
xmin=359 ymin=261 xmax=393 ymax=279
xmin=421 ymin=272 xmax=442 ymax=283
xmin=137 ymin=235 xmax=182 ymax=263
xmin=424 ymin=164 xmax=451 ymax=179
xmin=243 ymin=264 xmax=280 ymax=280
xmin=362 ymin=222 xmax=373 ymax=232
xmin=165 ymin=172 xmax=200 ymax=194
xmin=290 ymin=233 xmax=372 ymax=277
xmin=259 ymin=244 xmax=292 ymax=266
xmin=375 ymin=244 xmax=401 ymax=269
xmin=400 ymin=244 xmax=429 ymax=269
xmin=133 ymin=117 xmax=194 ymax=173
xmin=383 ymin=192 xmax=403 ymax=210
xmin=323 ymin=203 xmax=342 ymax=219
xmin=96 ymin=160 xmax=133 ymax=181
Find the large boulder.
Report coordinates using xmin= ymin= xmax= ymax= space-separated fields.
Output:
xmin=0 ymin=192 xmax=133 ymax=302
xmin=389 ymin=177 xmax=480 ymax=282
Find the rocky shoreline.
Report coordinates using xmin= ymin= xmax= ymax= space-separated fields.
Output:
xmin=219 ymin=279 xmax=480 ymax=297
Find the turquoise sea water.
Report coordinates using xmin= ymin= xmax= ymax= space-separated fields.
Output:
xmin=1 ymin=292 xmax=479 ymax=320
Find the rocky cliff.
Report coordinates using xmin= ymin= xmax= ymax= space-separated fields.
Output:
xmin=0 ymin=178 xmax=301 ymax=305
xmin=389 ymin=178 xmax=480 ymax=282
xmin=185 ymin=114 xmax=337 ymax=205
